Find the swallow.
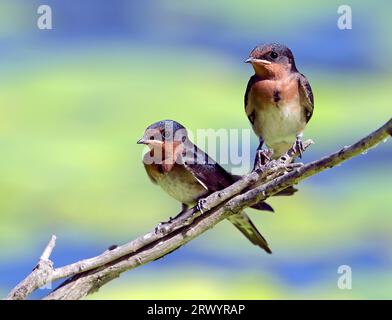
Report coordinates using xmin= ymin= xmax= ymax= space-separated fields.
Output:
xmin=244 ymin=43 xmax=314 ymax=163
xmin=137 ymin=120 xmax=296 ymax=253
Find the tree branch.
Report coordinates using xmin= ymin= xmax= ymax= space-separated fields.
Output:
xmin=5 ymin=118 xmax=392 ymax=300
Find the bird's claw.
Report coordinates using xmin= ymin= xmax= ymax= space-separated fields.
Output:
xmin=293 ymin=137 xmax=305 ymax=158
xmin=197 ymin=198 xmax=209 ymax=214
xmin=254 ymin=149 xmax=273 ymax=171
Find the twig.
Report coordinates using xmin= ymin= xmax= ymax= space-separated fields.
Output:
xmin=40 ymin=235 xmax=56 ymax=261
xmin=5 ymin=118 xmax=392 ymax=300
xmin=6 ymin=235 xmax=56 ymax=300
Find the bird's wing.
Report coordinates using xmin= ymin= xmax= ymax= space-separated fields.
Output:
xmin=228 ymin=211 xmax=272 ymax=254
xmin=185 ymin=147 xmax=275 ymax=212
xmin=244 ymin=74 xmax=259 ymax=125
xmin=183 ymin=145 xmax=234 ymax=192
xmin=298 ymin=73 xmax=314 ymax=123
xmin=183 ymin=146 xmax=273 ymax=253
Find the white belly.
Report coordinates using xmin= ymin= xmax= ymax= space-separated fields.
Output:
xmin=154 ymin=168 xmax=208 ymax=205
xmin=253 ymin=100 xmax=305 ymax=157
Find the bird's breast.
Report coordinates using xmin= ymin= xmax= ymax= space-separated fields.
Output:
xmin=147 ymin=163 xmax=208 ymax=205
xmin=251 ymin=76 xmax=299 ymax=109
xmin=250 ymin=78 xmax=307 ymax=156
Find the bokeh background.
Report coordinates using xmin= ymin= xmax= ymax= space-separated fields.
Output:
xmin=0 ymin=0 xmax=391 ymax=299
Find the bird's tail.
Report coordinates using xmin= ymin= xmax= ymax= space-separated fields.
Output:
xmin=227 ymin=211 xmax=272 ymax=254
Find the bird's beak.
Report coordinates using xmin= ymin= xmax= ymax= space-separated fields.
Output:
xmin=137 ymin=138 xmax=147 ymax=145
xmin=244 ymin=58 xmax=271 ymax=65
xmin=137 ymin=138 xmax=163 ymax=146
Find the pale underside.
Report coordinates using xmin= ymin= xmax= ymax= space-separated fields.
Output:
xmin=148 ymin=163 xmax=208 ymax=205
xmin=247 ymin=77 xmax=306 ymax=158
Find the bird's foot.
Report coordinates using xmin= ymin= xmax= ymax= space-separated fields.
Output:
xmin=253 ymin=149 xmax=273 ymax=171
xmin=292 ymin=137 xmax=305 ymax=158
xmin=197 ymin=198 xmax=209 ymax=214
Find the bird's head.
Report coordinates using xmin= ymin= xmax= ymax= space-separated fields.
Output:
xmin=137 ymin=120 xmax=188 ymax=150
xmin=245 ymin=43 xmax=297 ymax=78
xmin=138 ymin=120 xmax=189 ymax=170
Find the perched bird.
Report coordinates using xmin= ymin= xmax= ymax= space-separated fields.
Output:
xmin=137 ymin=120 xmax=294 ymax=253
xmin=244 ymin=43 xmax=314 ymax=162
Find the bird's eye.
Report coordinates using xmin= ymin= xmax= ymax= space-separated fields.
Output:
xmin=181 ymin=136 xmax=186 ymax=142
xmin=162 ymin=131 xmax=171 ymax=139
xmin=149 ymin=136 xmax=155 ymax=140
xmin=269 ymin=51 xmax=278 ymax=59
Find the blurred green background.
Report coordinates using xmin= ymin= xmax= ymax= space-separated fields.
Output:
xmin=0 ymin=0 xmax=391 ymax=299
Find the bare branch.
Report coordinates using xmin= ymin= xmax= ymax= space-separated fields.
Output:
xmin=6 ymin=235 xmax=56 ymax=300
xmin=5 ymin=118 xmax=392 ymax=300
xmin=40 ymin=235 xmax=56 ymax=261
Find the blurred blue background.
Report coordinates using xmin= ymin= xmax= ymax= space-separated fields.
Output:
xmin=0 ymin=0 xmax=391 ymax=299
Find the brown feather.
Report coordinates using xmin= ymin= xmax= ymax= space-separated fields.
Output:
xmin=298 ymin=74 xmax=314 ymax=123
